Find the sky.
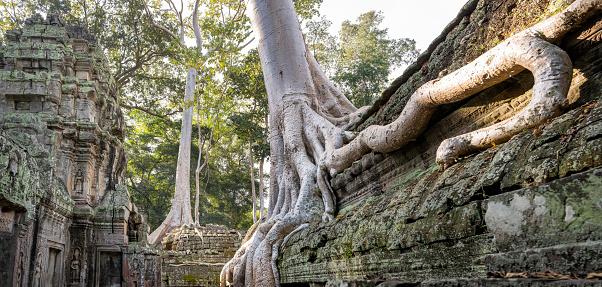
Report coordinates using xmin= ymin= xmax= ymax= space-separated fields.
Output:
xmin=317 ymin=0 xmax=470 ymax=78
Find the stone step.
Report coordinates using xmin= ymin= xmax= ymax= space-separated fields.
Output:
xmin=482 ymin=241 xmax=602 ymax=275
xmin=309 ymin=279 xmax=601 ymax=287
xmin=420 ymin=278 xmax=601 ymax=286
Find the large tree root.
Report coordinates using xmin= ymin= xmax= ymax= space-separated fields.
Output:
xmin=221 ymin=98 xmax=354 ymax=286
xmin=323 ymin=0 xmax=601 ymax=174
xmin=323 ymin=35 xmax=571 ymax=173
xmin=221 ymin=1 xmax=601 ymax=286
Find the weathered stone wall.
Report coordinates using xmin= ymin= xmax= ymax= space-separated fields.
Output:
xmin=161 ymin=224 xmax=244 ymax=287
xmin=0 ymin=15 xmax=160 ymax=287
xmin=278 ymin=0 xmax=602 ymax=285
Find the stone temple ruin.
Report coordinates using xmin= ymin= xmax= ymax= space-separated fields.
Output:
xmin=0 ymin=14 xmax=249 ymax=287
xmin=161 ymin=224 xmax=244 ymax=286
xmin=0 ymin=15 xmax=160 ymax=286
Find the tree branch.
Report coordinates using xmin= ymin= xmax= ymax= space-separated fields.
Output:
xmin=119 ymin=102 xmax=177 ymax=121
xmin=141 ymin=0 xmax=180 ymax=42
xmin=238 ymin=36 xmax=255 ymax=50
xmin=232 ymin=0 xmax=246 ymax=22
xmin=193 ymin=0 xmax=203 ymax=52
xmin=115 ymin=63 xmax=141 ymax=84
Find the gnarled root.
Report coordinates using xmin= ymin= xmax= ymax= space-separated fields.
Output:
xmin=221 ymin=95 xmax=358 ymax=286
xmin=147 ymin=196 xmax=194 ymax=244
xmin=435 ymin=36 xmax=571 ymax=168
xmin=323 ymin=0 xmax=602 ymax=175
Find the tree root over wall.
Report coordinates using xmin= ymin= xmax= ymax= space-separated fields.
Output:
xmin=221 ymin=0 xmax=602 ymax=286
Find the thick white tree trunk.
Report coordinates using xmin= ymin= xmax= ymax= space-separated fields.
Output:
xmin=259 ymin=114 xmax=267 ymax=220
xmin=221 ymin=0 xmax=364 ymax=285
xmin=148 ymin=67 xmax=196 ymax=244
xmin=221 ymin=0 xmax=601 ymax=285
xmin=249 ymin=131 xmax=257 ymax=223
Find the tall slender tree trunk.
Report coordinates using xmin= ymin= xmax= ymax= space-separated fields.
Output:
xmin=258 ymin=114 xmax=267 ymax=219
xmin=147 ymin=0 xmax=212 ymax=243
xmin=148 ymin=67 xmax=196 ymax=244
xmin=194 ymin=108 xmax=204 ymax=223
xmin=248 ymin=129 xmax=257 ymax=223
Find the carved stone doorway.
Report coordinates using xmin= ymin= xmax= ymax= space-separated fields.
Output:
xmin=43 ymin=247 xmax=62 ymax=287
xmin=97 ymin=251 xmax=122 ymax=287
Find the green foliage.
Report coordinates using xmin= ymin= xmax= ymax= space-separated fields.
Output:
xmin=306 ymin=11 xmax=420 ymax=107
xmin=125 ymin=118 xmax=180 ymax=229
xmin=293 ymin=0 xmax=323 ymax=22
xmin=305 ymin=15 xmax=337 ymax=73
xmin=0 ymin=0 xmax=34 ymax=44
xmin=125 ymin=114 xmax=254 ymax=230
xmin=336 ymin=11 xmax=419 ymax=106
xmin=227 ymin=49 xmax=270 ymax=160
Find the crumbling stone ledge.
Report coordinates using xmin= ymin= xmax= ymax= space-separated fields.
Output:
xmin=278 ymin=1 xmax=602 ymax=283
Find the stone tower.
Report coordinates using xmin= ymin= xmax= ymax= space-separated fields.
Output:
xmin=0 ymin=14 xmax=160 ymax=286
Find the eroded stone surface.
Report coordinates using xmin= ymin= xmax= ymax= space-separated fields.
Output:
xmin=484 ymin=168 xmax=602 ymax=252
xmin=0 ymin=15 xmax=159 ymax=286
xmin=278 ymin=0 xmax=602 ymax=285
xmin=161 ymin=224 xmax=244 ymax=287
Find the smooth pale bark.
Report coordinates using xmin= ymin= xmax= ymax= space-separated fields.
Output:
xmin=259 ymin=114 xmax=267 ymax=220
xmin=249 ymin=130 xmax=257 ymax=223
xmin=148 ymin=0 xmax=214 ymax=243
xmin=221 ymin=0 xmax=601 ymax=285
xmin=148 ymin=67 xmax=196 ymax=244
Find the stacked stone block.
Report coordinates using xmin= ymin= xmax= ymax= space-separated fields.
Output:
xmin=0 ymin=14 xmax=159 ymax=287
xmin=161 ymin=224 xmax=244 ymax=287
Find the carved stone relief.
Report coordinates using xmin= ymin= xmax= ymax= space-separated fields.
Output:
xmin=67 ymin=232 xmax=89 ymax=286
xmin=70 ymin=247 xmax=81 ymax=283
xmin=0 ymin=207 xmax=16 ymax=233
xmin=16 ymin=251 xmax=25 ymax=285
xmin=38 ymin=208 xmax=67 ymax=245
xmin=0 ymin=14 xmax=160 ymax=287
xmin=32 ymin=247 xmax=46 ymax=287
xmin=73 ymin=169 xmax=84 ymax=195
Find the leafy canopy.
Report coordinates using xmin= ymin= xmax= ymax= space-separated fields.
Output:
xmin=306 ymin=11 xmax=420 ymax=107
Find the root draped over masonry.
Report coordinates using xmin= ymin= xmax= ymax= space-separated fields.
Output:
xmin=221 ymin=0 xmax=602 ymax=286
